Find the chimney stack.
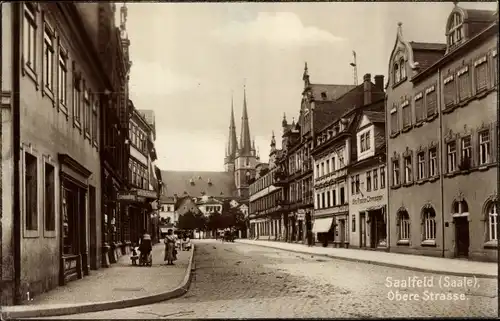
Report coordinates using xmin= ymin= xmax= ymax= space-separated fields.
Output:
xmin=374 ymin=75 xmax=385 ymax=92
xmin=363 ymin=73 xmax=372 ymax=106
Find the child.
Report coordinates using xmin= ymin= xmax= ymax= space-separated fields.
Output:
xmin=130 ymin=244 xmax=139 ymax=265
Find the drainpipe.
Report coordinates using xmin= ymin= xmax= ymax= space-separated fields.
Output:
xmin=12 ymin=2 xmax=22 ymax=304
xmin=437 ymin=67 xmax=445 ymax=258
xmin=384 ymin=94 xmax=390 ymax=252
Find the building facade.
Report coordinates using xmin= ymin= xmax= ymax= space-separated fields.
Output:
xmin=386 ymin=5 xmax=497 ymax=261
xmin=348 ymin=111 xmax=387 ymax=249
xmin=311 ymin=74 xmax=385 ymax=248
xmin=0 ymin=2 xmax=116 ymax=305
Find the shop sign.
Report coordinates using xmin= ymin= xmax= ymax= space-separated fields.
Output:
xmin=117 ymin=191 xmax=137 ymax=202
xmin=297 ymin=209 xmax=305 ymax=220
xmin=352 ymin=195 xmax=383 ymax=205
xmin=134 ymin=188 xmax=157 ymax=199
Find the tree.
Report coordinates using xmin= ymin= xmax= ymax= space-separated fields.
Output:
xmin=177 ymin=210 xmax=198 ymax=230
xmin=207 ymin=210 xmax=222 ymax=237
xmin=220 ymin=200 xmax=245 ymax=230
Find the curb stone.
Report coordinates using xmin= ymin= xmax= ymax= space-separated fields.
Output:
xmin=236 ymin=240 xmax=497 ymax=279
xmin=0 ymin=245 xmax=196 ymax=320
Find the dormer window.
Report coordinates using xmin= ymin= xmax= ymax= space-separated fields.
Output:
xmin=447 ymin=12 xmax=464 ymax=49
xmin=399 ymin=58 xmax=406 ymax=79
xmin=321 ymin=92 xmax=327 ymax=100
xmin=394 ymin=62 xmax=400 ymax=83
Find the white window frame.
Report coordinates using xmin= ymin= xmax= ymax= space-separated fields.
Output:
xmin=404 ymin=156 xmax=412 ymax=184
xmin=392 ymin=160 xmax=400 ymax=186
xmin=21 ymin=144 xmax=40 ymax=238
xmin=488 ymin=203 xmax=498 ymax=241
xmin=43 ymin=20 xmax=55 ymax=93
xmin=23 ymin=3 xmax=37 ymax=73
xmin=461 ymin=136 xmax=471 ymax=161
xmin=479 ymin=131 xmax=490 ymax=165
xmin=417 ymin=152 xmax=425 ymax=180
xmin=399 ymin=212 xmax=410 ymax=240
xmin=447 ymin=142 xmax=457 ymax=172
xmin=58 ymin=46 xmax=68 ymax=109
xmin=423 ymin=209 xmax=436 ymax=240
xmin=429 ymin=148 xmax=437 ymax=177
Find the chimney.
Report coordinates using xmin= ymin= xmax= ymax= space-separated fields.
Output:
xmin=173 ymin=194 xmax=178 ymax=203
xmin=374 ymin=75 xmax=384 ymax=92
xmin=363 ymin=73 xmax=372 ymax=106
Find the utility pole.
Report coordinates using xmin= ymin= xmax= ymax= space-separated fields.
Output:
xmin=350 ymin=50 xmax=358 ymax=86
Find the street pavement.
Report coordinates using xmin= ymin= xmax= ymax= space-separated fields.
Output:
xmin=42 ymin=239 xmax=497 ymax=319
xmin=27 ymin=244 xmax=190 ymax=305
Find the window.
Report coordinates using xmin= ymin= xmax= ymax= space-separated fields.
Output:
xmin=457 ymin=66 xmax=471 ymax=100
xmin=380 ymin=166 xmax=386 ymax=189
xmin=443 ymin=75 xmax=456 ymax=107
xmin=326 ymin=191 xmax=331 ymax=207
xmin=331 ymin=157 xmax=336 ymax=172
xmin=404 ymin=156 xmax=412 ymax=184
xmin=58 ymin=48 xmax=68 ymax=106
xmin=43 ymin=23 xmax=55 ymax=91
xmin=373 ymin=169 xmax=378 ymax=190
xmin=366 ymin=171 xmax=371 ymax=192
xmin=23 ymin=3 xmax=37 ymax=71
xmin=429 ymin=148 xmax=437 ymax=177
xmin=44 ymin=163 xmax=55 ymax=231
xmin=479 ymin=131 xmax=490 ymax=165
xmin=84 ymin=90 xmax=91 ymax=135
xmin=360 ymin=131 xmax=370 ymax=152
xmin=417 ymin=152 xmax=425 ymax=180
xmin=492 ymin=50 xmax=498 ymax=85
xmin=355 ymin=175 xmax=360 ymax=194
xmin=425 ymin=86 xmax=437 ymax=117
xmin=25 ymin=152 xmax=38 ymax=231
xmin=351 ymin=177 xmax=356 ymax=195
xmin=400 ymin=58 xmax=406 ymax=79
xmin=332 ymin=189 xmax=337 ymax=206
xmin=447 ymin=12 xmax=463 ymax=48
xmin=321 ymin=162 xmax=325 ymax=177
xmin=390 ymin=106 xmax=398 ymax=134
xmin=352 ymin=215 xmax=356 ymax=233
xmin=447 ymin=142 xmax=457 ymax=172
xmin=453 ymin=200 xmax=469 ymax=215
xmin=321 ymin=192 xmax=325 ymax=208
xmin=398 ymin=211 xmax=410 ymax=240
xmin=92 ymin=98 xmax=98 ymax=144
xmin=325 ymin=160 xmax=330 ymax=175
xmin=316 ymin=164 xmax=320 ymax=178
xmin=338 ymin=150 xmax=345 ymax=168
xmin=392 ymin=159 xmax=400 ymax=186
xmin=487 ymin=203 xmax=498 ymax=241
xmin=73 ymin=77 xmax=81 ymax=125
xmin=394 ymin=62 xmax=400 ymax=83
xmin=340 ymin=187 xmax=345 ymax=205
xmin=316 ymin=194 xmax=320 ymax=209
xmin=474 ymin=56 xmax=488 ymax=92
xmin=423 ymin=208 xmax=437 ymax=241
xmin=402 ymin=101 xmax=411 ymax=128
xmin=414 ymin=93 xmax=424 ymax=122
xmin=460 ymin=136 xmax=471 ymax=165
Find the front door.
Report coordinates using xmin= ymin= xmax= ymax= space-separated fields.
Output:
xmin=454 ymin=216 xmax=470 ymax=257
xmin=360 ymin=213 xmax=366 ymax=248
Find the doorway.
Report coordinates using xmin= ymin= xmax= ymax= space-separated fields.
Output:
xmin=454 ymin=216 xmax=469 ymax=257
xmin=360 ymin=213 xmax=366 ymax=248
xmin=339 ymin=219 xmax=346 ymax=244
xmin=369 ymin=209 xmax=387 ymax=248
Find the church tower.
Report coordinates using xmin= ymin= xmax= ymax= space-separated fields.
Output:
xmin=224 ymin=94 xmax=238 ymax=172
xmin=234 ymin=85 xmax=257 ymax=199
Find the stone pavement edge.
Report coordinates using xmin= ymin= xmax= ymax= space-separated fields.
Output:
xmin=0 ymin=244 xmax=196 ymax=320
xmin=235 ymin=239 xmax=498 ymax=279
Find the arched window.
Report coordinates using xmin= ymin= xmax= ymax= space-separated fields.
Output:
xmin=398 ymin=210 xmax=410 ymax=240
xmin=399 ymin=58 xmax=406 ymax=79
xmin=487 ymin=202 xmax=498 ymax=241
xmin=453 ymin=200 xmax=469 ymax=215
xmin=448 ymin=12 xmax=464 ymax=48
xmin=394 ymin=62 xmax=400 ymax=83
xmin=423 ymin=207 xmax=437 ymax=240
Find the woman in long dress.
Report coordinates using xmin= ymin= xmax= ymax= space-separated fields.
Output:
xmin=164 ymin=229 xmax=176 ymax=265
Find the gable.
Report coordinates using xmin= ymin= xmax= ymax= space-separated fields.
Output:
xmin=357 ymin=115 xmax=372 ymax=131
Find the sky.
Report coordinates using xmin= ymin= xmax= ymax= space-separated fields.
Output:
xmin=116 ymin=1 xmax=497 ymax=172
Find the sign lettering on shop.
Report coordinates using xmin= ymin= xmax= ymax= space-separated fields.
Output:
xmin=352 ymin=195 xmax=383 ymax=205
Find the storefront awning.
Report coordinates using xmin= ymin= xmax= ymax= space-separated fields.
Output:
xmin=160 ymin=227 xmax=170 ymax=234
xmin=312 ymin=217 xmax=334 ymax=234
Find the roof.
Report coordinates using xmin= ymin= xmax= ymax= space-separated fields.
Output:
xmin=196 ymin=197 xmax=223 ymax=205
xmin=363 ymin=111 xmax=385 ymax=124
xmin=309 ymin=84 xmax=357 ymax=101
xmin=159 ymin=195 xmax=176 ymax=204
xmin=408 ymin=42 xmax=446 ymax=71
xmin=161 ymin=170 xmax=237 ymax=198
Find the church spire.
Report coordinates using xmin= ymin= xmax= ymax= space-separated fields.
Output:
xmin=120 ymin=3 xmax=128 ymax=39
xmin=227 ymin=93 xmax=238 ymax=161
xmin=239 ymin=83 xmax=252 ymax=155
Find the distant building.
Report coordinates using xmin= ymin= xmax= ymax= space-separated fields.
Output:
xmin=386 ymin=5 xmax=497 ymax=261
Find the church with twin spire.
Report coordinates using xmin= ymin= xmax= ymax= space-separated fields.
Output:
xmin=224 ymin=86 xmax=260 ymax=199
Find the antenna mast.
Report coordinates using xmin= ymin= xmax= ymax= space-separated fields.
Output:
xmin=350 ymin=51 xmax=358 ymax=86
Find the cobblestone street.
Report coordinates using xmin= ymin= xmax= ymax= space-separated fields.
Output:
xmin=50 ymin=240 xmax=497 ymax=319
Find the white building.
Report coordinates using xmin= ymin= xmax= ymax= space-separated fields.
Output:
xmin=347 ymin=111 xmax=388 ymax=249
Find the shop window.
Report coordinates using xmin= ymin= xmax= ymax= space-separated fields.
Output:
xmin=25 ymin=152 xmax=39 ymax=232
xmin=44 ymin=163 xmax=56 ymax=232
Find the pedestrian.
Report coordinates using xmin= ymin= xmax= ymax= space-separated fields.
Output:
xmin=307 ymin=230 xmax=313 ymax=247
xmin=163 ymin=229 xmax=176 ymax=265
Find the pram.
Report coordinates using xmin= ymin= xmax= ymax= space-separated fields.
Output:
xmin=138 ymin=234 xmax=153 ymax=267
